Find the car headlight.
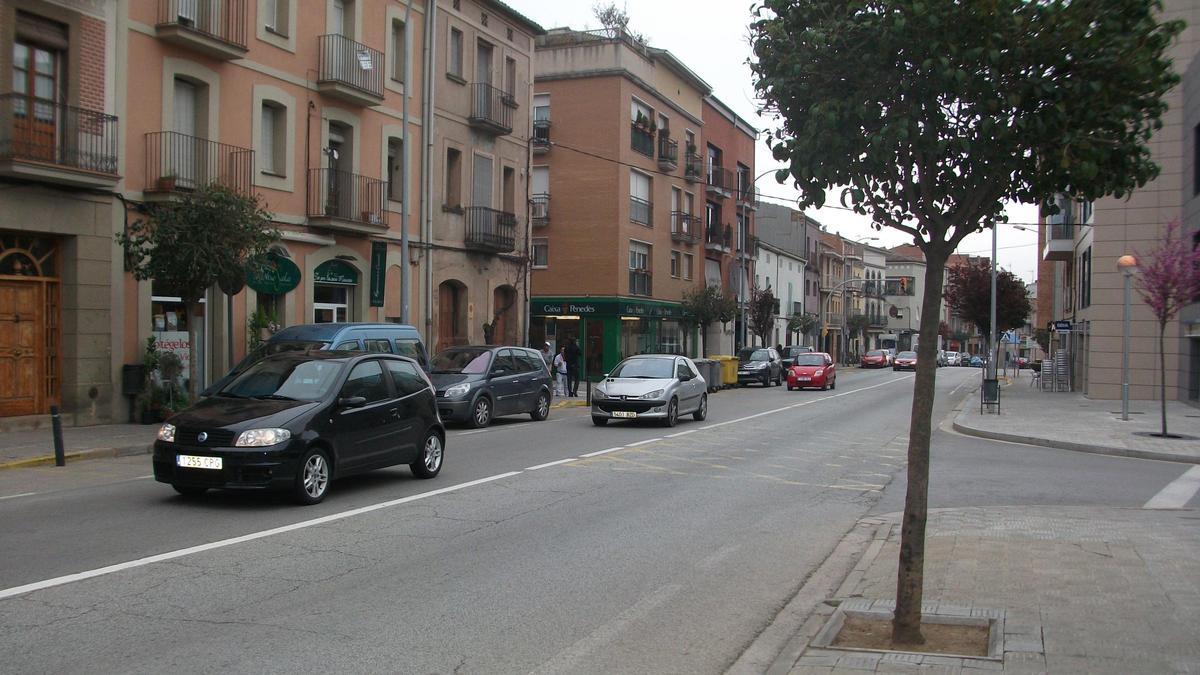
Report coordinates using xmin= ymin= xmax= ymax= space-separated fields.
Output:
xmin=640 ymin=389 xmax=664 ymax=400
xmin=234 ymin=428 xmax=292 ymax=447
xmin=814 ymin=369 xmax=824 ymax=376
xmin=444 ymin=382 xmax=471 ymax=398
xmin=157 ymin=423 xmax=176 ymax=443
xmin=592 ymin=388 xmax=607 ymax=400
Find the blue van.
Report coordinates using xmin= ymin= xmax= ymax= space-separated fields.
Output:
xmin=204 ymin=323 xmax=428 ymax=395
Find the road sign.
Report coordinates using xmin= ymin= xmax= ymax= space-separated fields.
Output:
xmin=1053 ymin=320 xmax=1072 ymax=332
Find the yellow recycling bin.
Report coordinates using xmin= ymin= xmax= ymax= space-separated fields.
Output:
xmin=712 ymin=355 xmax=739 ymax=387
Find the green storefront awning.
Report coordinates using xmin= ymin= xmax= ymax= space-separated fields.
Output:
xmin=531 ymin=296 xmax=683 ymax=319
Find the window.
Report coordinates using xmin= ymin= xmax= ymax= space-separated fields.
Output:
xmin=394 ymin=338 xmax=428 ymax=368
xmin=1080 ymin=246 xmax=1092 ymax=309
xmin=364 ymin=338 xmax=392 ymax=353
xmin=631 ymin=98 xmax=652 ymax=124
xmin=505 ymin=57 xmax=517 ymax=97
xmin=445 ymin=147 xmax=462 ymax=208
xmin=260 ymin=102 xmax=286 ymax=176
xmin=630 ymin=170 xmax=651 ymax=225
xmin=264 ymin=0 xmax=289 ymax=35
xmin=341 ymin=360 xmax=389 ymax=403
xmin=683 ymin=253 xmax=693 ymax=280
xmin=388 ymin=138 xmax=403 ymax=201
xmin=391 ymin=19 xmax=406 ymax=83
xmin=448 ymin=28 xmax=463 ymax=79
xmin=533 ymin=94 xmax=549 ymax=122
xmin=385 ymin=359 xmax=427 ymax=396
xmin=532 ymin=238 xmax=548 ymax=267
xmin=502 ymin=166 xmax=515 ymax=214
xmin=670 ymin=251 xmax=681 ymax=278
xmin=629 ymin=241 xmax=650 ymax=271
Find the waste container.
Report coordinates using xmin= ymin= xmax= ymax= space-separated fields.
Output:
xmin=693 ymin=359 xmax=718 ymax=393
xmin=713 ymin=355 xmax=740 ymax=387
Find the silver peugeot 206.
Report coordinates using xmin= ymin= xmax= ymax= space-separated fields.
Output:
xmin=590 ymin=354 xmax=708 ymax=427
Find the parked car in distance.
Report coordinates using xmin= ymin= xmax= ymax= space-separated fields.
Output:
xmin=860 ymin=349 xmax=890 ymax=368
xmin=945 ymin=351 xmax=961 ymax=367
xmin=969 ymin=355 xmax=985 ymax=368
xmin=780 ymin=345 xmax=814 ymax=369
xmin=737 ymin=347 xmax=783 ymax=387
xmin=787 ymin=352 xmax=836 ymax=390
xmin=205 ymin=323 xmax=429 ymax=395
xmin=893 ymin=351 xmax=918 ymax=371
xmin=153 ymin=352 xmax=445 ymax=505
xmin=591 ymin=355 xmax=707 ymax=427
xmin=429 ymin=346 xmax=553 ymax=428
xmin=1016 ymin=356 xmax=1029 ymax=369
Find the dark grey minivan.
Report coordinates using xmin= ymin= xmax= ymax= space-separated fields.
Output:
xmin=430 ymin=346 xmax=553 ymax=428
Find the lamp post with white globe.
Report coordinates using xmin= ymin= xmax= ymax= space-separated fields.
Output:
xmin=1118 ymin=254 xmax=1138 ymax=421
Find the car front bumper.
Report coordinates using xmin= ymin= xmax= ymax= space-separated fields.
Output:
xmin=152 ymin=440 xmax=304 ymax=490
xmin=591 ymin=398 xmax=670 ymax=419
xmin=737 ymin=369 xmax=770 ymax=383
xmin=788 ymin=374 xmax=828 ymax=388
xmin=894 ymin=363 xmax=917 ymax=370
xmin=436 ymin=397 xmax=472 ymax=422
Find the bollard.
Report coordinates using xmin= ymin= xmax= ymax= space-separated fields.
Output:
xmin=51 ymin=405 xmax=66 ymax=467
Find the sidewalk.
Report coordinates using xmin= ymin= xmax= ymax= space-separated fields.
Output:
xmin=953 ymin=369 xmax=1200 ymax=464
xmin=747 ymin=506 xmax=1200 ymax=674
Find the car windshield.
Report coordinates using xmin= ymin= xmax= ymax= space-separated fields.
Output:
xmin=219 ymin=358 xmax=343 ymax=401
xmin=431 ymin=348 xmax=492 ymax=374
xmin=609 ymin=358 xmax=675 ymax=379
xmin=794 ymin=354 xmax=826 ymax=366
xmin=867 ymin=350 xmax=885 ymax=357
xmin=738 ymin=348 xmax=771 ymax=362
xmin=898 ymin=351 xmax=917 ymax=359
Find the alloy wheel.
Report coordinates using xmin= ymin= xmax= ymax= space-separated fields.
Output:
xmin=303 ymin=453 xmax=329 ymax=499
xmin=423 ymin=434 xmax=443 ymax=473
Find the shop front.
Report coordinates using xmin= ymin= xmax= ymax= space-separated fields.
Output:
xmin=530 ymin=297 xmax=694 ymax=380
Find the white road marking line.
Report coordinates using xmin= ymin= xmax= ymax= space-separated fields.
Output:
xmin=581 ymin=447 xmax=625 ymax=458
xmin=626 ymin=438 xmax=661 ymax=447
xmin=0 ymin=471 xmax=523 ymax=602
xmin=0 ymin=492 xmax=37 ymax=501
xmin=1144 ymin=465 xmax=1200 ymax=509
xmin=665 ymin=429 xmax=698 ymax=438
xmin=526 ymin=458 xmax=577 ymax=471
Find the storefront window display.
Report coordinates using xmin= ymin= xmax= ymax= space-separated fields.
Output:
xmin=151 ymin=281 xmax=202 ymax=383
xmin=619 ymin=317 xmax=655 ymax=361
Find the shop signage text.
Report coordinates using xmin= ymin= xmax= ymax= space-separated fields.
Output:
xmin=369 ymin=242 xmax=387 ymax=307
xmin=314 ymin=259 xmax=359 ymax=285
xmin=245 ymin=253 xmax=301 ymax=295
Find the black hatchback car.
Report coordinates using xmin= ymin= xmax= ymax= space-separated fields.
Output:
xmin=429 ymin=346 xmax=553 ymax=427
xmin=153 ymin=352 xmax=445 ymax=505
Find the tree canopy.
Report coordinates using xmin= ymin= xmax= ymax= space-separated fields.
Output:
xmin=747 ymin=286 xmax=779 ymax=346
xmin=943 ymin=260 xmax=1032 ymax=338
xmin=682 ymin=284 xmax=738 ymax=354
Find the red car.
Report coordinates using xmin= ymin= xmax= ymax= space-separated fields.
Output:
xmin=787 ymin=352 xmax=836 ymax=390
xmin=893 ymin=350 xmax=918 ymax=371
xmin=860 ymin=349 xmax=890 ymax=368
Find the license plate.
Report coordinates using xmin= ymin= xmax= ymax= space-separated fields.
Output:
xmin=177 ymin=454 xmax=222 ymax=470
xmin=799 ymin=377 xmax=811 ymax=381
xmin=612 ymin=411 xmax=637 ymax=419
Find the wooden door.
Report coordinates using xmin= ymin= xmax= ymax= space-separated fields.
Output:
xmin=0 ymin=281 xmax=43 ymax=417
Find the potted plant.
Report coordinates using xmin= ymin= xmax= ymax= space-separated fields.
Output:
xmin=247 ymin=309 xmax=280 ymax=351
xmin=156 ymin=172 xmax=178 ymax=192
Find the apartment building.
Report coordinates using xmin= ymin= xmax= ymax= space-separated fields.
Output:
xmin=0 ymin=0 xmax=121 ymax=426
xmin=528 ymin=27 xmax=712 ymax=374
xmin=755 ymin=200 xmax=818 ymax=346
xmin=817 ymin=231 xmax=845 ymax=358
xmin=863 ymin=245 xmax=888 ymax=350
xmin=701 ymin=95 xmax=757 ymax=354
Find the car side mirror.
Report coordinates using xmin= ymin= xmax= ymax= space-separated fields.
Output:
xmin=338 ymin=396 xmax=367 ymax=409
xmin=490 ymin=369 xmax=507 ymax=378
xmin=678 ymin=373 xmax=692 ymax=381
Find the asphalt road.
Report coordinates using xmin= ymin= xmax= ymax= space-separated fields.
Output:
xmin=0 ymin=366 xmax=1192 ymax=674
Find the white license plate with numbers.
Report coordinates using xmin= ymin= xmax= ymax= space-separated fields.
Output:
xmin=612 ymin=411 xmax=637 ymax=419
xmin=177 ymin=455 xmax=222 ymax=470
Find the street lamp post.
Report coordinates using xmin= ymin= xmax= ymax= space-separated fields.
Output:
xmin=1118 ymin=254 xmax=1138 ymax=421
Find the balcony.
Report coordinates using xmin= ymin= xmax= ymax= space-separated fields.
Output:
xmin=705 ymin=223 xmax=732 ymax=254
xmin=0 ymin=94 xmax=118 ymax=188
xmin=465 ymin=206 xmax=517 ymax=252
xmin=739 ymin=234 xmax=758 ymax=257
xmin=1043 ymin=222 xmax=1074 ymax=261
xmin=317 ymin=34 xmax=384 ymax=106
xmin=469 ymin=83 xmax=514 ymax=136
xmin=706 ymin=165 xmax=733 ymax=198
xmin=631 ymin=123 xmax=654 ymax=157
xmin=630 ymin=196 xmax=652 ymax=226
xmin=156 ymin=0 xmax=248 ymax=60
xmin=657 ymin=135 xmax=678 ymax=171
xmin=532 ymin=119 xmax=551 ymax=153
xmin=820 ymin=276 xmax=841 ymax=293
xmin=531 ymin=193 xmax=549 ymax=227
xmin=306 ymin=168 xmax=388 ymax=234
xmin=737 ymin=181 xmax=756 ymax=207
xmin=629 ymin=269 xmax=652 ymax=297
xmin=144 ymin=131 xmax=253 ymax=198
xmin=684 ymin=152 xmax=702 ymax=183
xmin=670 ymin=212 xmax=698 ymax=245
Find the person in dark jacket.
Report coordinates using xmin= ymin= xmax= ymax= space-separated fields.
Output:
xmin=564 ymin=338 xmax=581 ymax=397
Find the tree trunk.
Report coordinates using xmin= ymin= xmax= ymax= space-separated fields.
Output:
xmin=187 ymin=300 xmax=203 ymax=401
xmin=1160 ymin=321 xmax=1167 ymax=437
xmin=700 ymin=323 xmax=708 ymax=358
xmin=892 ymin=249 xmax=947 ymax=645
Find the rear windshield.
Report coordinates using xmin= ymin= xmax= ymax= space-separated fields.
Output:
xmin=738 ymin=348 xmax=771 ymax=362
xmin=898 ymin=351 xmax=917 ymax=359
xmin=867 ymin=350 xmax=885 ymax=357
xmin=786 ymin=347 xmax=812 ymax=356
xmin=431 ymin=348 xmax=492 ymax=374
xmin=610 ymin=358 xmax=674 ymax=379
xmin=794 ymin=354 xmax=826 ymax=366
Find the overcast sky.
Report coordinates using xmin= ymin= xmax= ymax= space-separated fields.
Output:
xmin=508 ymin=0 xmax=1041 ymax=282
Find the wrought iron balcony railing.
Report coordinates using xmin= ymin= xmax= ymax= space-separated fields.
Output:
xmin=145 ymin=131 xmax=253 ymax=195
xmin=532 ymin=119 xmax=551 ymax=150
xmin=657 ymin=135 xmax=678 ymax=170
xmin=629 ymin=269 xmax=652 ymax=297
xmin=670 ymin=211 xmax=698 ymax=244
xmin=531 ymin=193 xmax=549 ymax=227
xmin=317 ymin=34 xmax=384 ymax=103
xmin=465 ymin=206 xmax=516 ymax=252
xmin=684 ymin=152 xmax=702 ymax=182
xmin=0 ymin=93 xmax=118 ymax=177
xmin=469 ymin=83 xmax=514 ymax=135
xmin=630 ymin=196 xmax=653 ymax=226
xmin=707 ymin=165 xmax=733 ymax=196
xmin=156 ymin=0 xmax=248 ymax=53
xmin=306 ymin=168 xmax=387 ymax=226
xmin=631 ymin=123 xmax=654 ymax=157
xmin=706 ymin=224 xmax=733 ymax=251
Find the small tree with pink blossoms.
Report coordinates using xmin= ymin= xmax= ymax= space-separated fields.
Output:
xmin=1135 ymin=220 xmax=1200 ymax=437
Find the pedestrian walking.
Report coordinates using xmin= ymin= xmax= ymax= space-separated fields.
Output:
xmin=539 ymin=341 xmax=553 ymax=371
xmin=552 ymin=347 xmax=569 ymax=397
xmin=564 ymin=338 xmax=581 ymax=397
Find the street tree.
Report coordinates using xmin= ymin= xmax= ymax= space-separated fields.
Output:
xmin=846 ymin=314 xmax=872 ymax=354
xmin=943 ymin=260 xmax=1032 ymax=344
xmin=788 ymin=312 xmax=818 ymax=345
xmin=751 ymin=0 xmax=1181 ymax=644
xmin=1134 ymin=220 xmax=1200 ymax=437
xmin=682 ymin=284 xmax=738 ymax=356
xmin=747 ymin=286 xmax=779 ymax=347
xmin=119 ymin=183 xmax=278 ymax=396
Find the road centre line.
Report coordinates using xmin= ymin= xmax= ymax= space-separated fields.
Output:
xmin=665 ymin=429 xmax=699 ymax=438
xmin=0 ymin=373 xmax=915 ymax=601
xmin=1143 ymin=465 xmax=1200 ymax=509
xmin=0 ymin=471 xmax=522 ymax=602
xmin=626 ymin=438 xmax=661 ymax=447
xmin=526 ymin=458 xmax=578 ymax=471
xmin=0 ymin=492 xmax=37 ymax=501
